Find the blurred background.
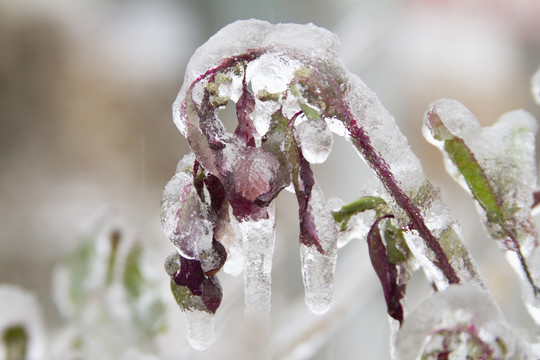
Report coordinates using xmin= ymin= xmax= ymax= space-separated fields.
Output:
xmin=1 ymin=0 xmax=540 ymax=358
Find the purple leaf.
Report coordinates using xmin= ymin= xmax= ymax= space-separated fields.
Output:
xmin=235 ymin=79 xmax=257 ymax=146
xmin=292 ymin=143 xmax=324 ymax=254
xmin=173 ymin=256 xmax=206 ymax=296
xmin=203 ymin=173 xmax=227 ymax=215
xmin=201 ymin=276 xmax=223 ymax=314
xmin=367 ymin=215 xmax=405 ymax=324
xmin=170 ymin=253 xmax=223 ymax=314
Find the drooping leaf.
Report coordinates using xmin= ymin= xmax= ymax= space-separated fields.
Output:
xmin=427 ymin=112 xmax=503 ymax=222
xmin=106 ymin=229 xmax=122 ymax=286
xmin=290 ymin=139 xmax=325 ymax=254
xmin=367 ymin=215 xmax=406 ymax=324
xmin=235 ymin=79 xmax=257 ymax=145
xmin=425 ymin=102 xmax=540 ymax=299
xmin=166 ymin=252 xmax=223 ymax=314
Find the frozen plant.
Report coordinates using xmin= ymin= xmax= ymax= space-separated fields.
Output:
xmin=161 ymin=19 xmax=540 ymax=358
xmin=52 ymin=219 xmax=169 ymax=359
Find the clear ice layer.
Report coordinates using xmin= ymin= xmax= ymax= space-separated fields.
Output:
xmin=172 ymin=19 xmax=485 ymax=293
xmin=396 ymin=285 xmax=535 ymax=359
xmin=161 ymin=153 xmax=213 ymax=261
xmin=300 ymin=182 xmax=338 ymax=315
xmin=184 ymin=309 xmax=215 ymax=351
xmin=423 ymin=99 xmax=540 ymax=323
xmin=239 ymin=203 xmax=276 ymax=314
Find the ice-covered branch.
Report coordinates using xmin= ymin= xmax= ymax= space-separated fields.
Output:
xmin=162 ymin=19 xmax=489 ymax=350
xmin=424 ymin=98 xmax=540 ymax=323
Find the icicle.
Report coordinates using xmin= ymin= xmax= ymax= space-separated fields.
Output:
xmin=184 ymin=310 xmax=215 ymax=351
xmin=300 ymin=183 xmax=338 ymax=315
xmin=238 ymin=202 xmax=277 ymax=314
xmin=217 ymin=208 xmax=244 ymax=277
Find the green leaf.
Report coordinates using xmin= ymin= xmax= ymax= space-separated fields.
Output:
xmin=170 ymin=278 xmax=205 ymax=312
xmin=123 ymin=244 xmax=144 ymax=299
xmin=65 ymin=240 xmax=95 ymax=307
xmin=443 ymin=137 xmax=503 ymax=222
xmin=332 ymin=196 xmax=386 ymax=230
xmin=106 ymin=230 xmax=121 ymax=286
xmin=383 ymin=221 xmax=408 ymax=264
xmin=290 ymin=83 xmax=323 ymax=122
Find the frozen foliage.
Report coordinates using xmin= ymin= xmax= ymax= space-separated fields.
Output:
xmin=396 ymin=286 xmax=535 ymax=359
xmin=161 ymin=153 xmax=214 ymax=265
xmin=424 ymin=99 xmax=540 ymax=323
xmin=300 ymin=183 xmax=338 ymax=315
xmin=52 ymin=223 xmax=168 ymax=359
xmin=239 ymin=203 xmax=276 ymax=314
xmin=163 ymin=18 xmax=540 ymax=356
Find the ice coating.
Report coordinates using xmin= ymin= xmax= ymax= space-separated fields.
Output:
xmin=532 ymin=66 xmax=540 ymax=106
xmin=218 ymin=208 xmax=244 ymax=276
xmin=423 ymin=99 xmax=538 ymax=222
xmin=239 ymin=203 xmax=276 ymax=314
xmin=300 ymin=183 xmax=338 ymax=315
xmin=161 ymin=153 xmax=213 ymax=261
xmin=184 ymin=310 xmax=215 ymax=351
xmin=296 ymin=118 xmax=333 ymax=164
xmin=395 ymin=285 xmax=534 ymax=359
xmin=423 ymin=99 xmax=540 ymax=321
xmin=166 ymin=19 xmax=492 ymax=349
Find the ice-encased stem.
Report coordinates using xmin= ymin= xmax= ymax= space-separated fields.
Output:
xmin=239 ymin=203 xmax=276 ymax=314
xmin=423 ymin=99 xmax=540 ymax=322
xmin=336 ymin=83 xmax=483 ymax=289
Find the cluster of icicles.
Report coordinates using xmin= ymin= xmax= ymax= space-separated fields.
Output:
xmin=161 ymin=19 xmax=540 ymax=358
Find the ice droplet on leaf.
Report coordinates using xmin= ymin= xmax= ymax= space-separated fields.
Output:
xmin=239 ymin=202 xmax=276 ymax=314
xmin=296 ymin=119 xmax=333 ymax=164
xmin=300 ymin=183 xmax=338 ymax=315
